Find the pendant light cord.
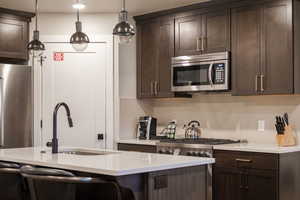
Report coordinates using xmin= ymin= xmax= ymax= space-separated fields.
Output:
xmin=77 ymin=9 xmax=80 ymax=22
xmin=122 ymin=0 xmax=125 ymax=11
xmin=35 ymin=0 xmax=38 ymax=31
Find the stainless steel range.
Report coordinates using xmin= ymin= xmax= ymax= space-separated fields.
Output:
xmin=157 ymin=138 xmax=240 ymax=200
xmin=157 ymin=138 xmax=240 ymax=157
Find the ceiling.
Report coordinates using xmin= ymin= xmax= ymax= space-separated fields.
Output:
xmin=0 ymin=0 xmax=209 ymax=15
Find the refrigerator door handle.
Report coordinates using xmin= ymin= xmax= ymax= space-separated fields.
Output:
xmin=0 ymin=77 xmax=3 ymax=147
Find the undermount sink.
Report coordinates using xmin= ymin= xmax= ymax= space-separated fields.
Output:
xmin=59 ymin=149 xmax=117 ymax=156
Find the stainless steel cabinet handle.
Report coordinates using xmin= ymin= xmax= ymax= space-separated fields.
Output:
xmin=154 ymin=81 xmax=159 ymax=96
xmin=208 ymin=63 xmax=214 ymax=87
xmin=196 ymin=38 xmax=201 ymax=52
xmin=236 ymin=158 xmax=252 ymax=163
xmin=0 ymin=78 xmax=3 ymax=147
xmin=150 ymin=81 xmax=154 ymax=96
xmin=255 ymin=75 xmax=258 ymax=92
xmin=260 ymin=75 xmax=265 ymax=92
xmin=201 ymin=36 xmax=205 ymax=51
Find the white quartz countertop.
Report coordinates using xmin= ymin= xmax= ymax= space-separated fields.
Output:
xmin=0 ymin=147 xmax=215 ymax=176
xmin=214 ymin=143 xmax=300 ymax=154
xmin=117 ymin=139 xmax=159 ymax=146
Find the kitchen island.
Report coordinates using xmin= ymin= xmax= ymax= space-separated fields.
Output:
xmin=0 ymin=147 xmax=214 ymax=200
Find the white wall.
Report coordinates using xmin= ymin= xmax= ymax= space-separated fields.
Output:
xmin=118 ymin=16 xmax=153 ymax=139
xmin=119 ymin=16 xmax=137 ymax=99
xmin=151 ymin=95 xmax=300 ymax=144
xmin=33 ymin=13 xmax=118 ymax=35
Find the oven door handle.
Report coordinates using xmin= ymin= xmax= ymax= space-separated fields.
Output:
xmin=208 ymin=63 xmax=214 ymax=87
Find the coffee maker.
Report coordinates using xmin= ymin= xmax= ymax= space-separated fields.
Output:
xmin=137 ymin=116 xmax=157 ymax=140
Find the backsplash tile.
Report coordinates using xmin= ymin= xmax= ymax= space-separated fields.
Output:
xmin=120 ymin=94 xmax=300 ymax=144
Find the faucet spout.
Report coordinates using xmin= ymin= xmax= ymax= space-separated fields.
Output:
xmin=52 ymin=102 xmax=74 ymax=154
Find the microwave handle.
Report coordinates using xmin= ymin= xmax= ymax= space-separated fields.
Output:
xmin=208 ymin=63 xmax=214 ymax=87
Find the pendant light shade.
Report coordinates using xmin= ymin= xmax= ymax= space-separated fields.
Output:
xmin=113 ymin=0 xmax=135 ymax=44
xmin=70 ymin=5 xmax=89 ymax=52
xmin=28 ymin=0 xmax=45 ymax=55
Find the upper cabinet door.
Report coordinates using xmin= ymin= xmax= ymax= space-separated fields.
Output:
xmin=175 ymin=15 xmax=202 ymax=56
xmin=232 ymin=6 xmax=261 ymax=96
xmin=137 ymin=20 xmax=159 ymax=99
xmin=156 ymin=19 xmax=175 ymax=98
xmin=0 ymin=17 xmax=29 ymax=60
xmin=202 ymin=10 xmax=231 ymax=53
xmin=261 ymin=1 xmax=293 ymax=95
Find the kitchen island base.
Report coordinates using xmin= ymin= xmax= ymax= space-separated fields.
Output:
xmin=114 ymin=165 xmax=208 ymax=200
xmin=0 ymin=148 xmax=213 ymax=200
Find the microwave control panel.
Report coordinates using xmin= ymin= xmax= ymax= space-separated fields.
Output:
xmin=214 ymin=63 xmax=225 ymax=84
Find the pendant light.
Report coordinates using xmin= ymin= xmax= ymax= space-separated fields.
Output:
xmin=70 ymin=0 xmax=90 ymax=52
xmin=113 ymin=0 xmax=135 ymax=44
xmin=28 ymin=0 xmax=45 ymax=56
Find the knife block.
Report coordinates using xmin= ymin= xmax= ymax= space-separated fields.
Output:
xmin=276 ymin=125 xmax=297 ymax=147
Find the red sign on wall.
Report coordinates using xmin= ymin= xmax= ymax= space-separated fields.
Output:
xmin=53 ymin=52 xmax=64 ymax=61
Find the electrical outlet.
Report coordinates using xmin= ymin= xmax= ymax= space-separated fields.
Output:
xmin=154 ymin=175 xmax=168 ymax=190
xmin=258 ymin=120 xmax=265 ymax=132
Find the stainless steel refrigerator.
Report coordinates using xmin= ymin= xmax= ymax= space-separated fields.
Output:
xmin=0 ymin=64 xmax=33 ymax=148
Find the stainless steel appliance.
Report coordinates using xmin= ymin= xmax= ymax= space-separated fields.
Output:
xmin=184 ymin=120 xmax=202 ymax=139
xmin=0 ymin=64 xmax=33 ymax=149
xmin=157 ymin=138 xmax=240 ymax=200
xmin=136 ymin=116 xmax=157 ymax=140
xmin=171 ymin=52 xmax=230 ymax=92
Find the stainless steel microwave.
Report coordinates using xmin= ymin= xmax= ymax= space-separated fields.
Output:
xmin=171 ymin=52 xmax=230 ymax=92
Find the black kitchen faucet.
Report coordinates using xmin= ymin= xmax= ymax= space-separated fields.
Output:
xmin=52 ymin=103 xmax=73 ymax=154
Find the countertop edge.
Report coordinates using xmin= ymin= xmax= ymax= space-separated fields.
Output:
xmin=116 ymin=139 xmax=159 ymax=146
xmin=0 ymin=147 xmax=215 ymax=176
xmin=0 ymin=156 xmax=215 ymax=176
xmin=213 ymin=144 xmax=300 ymax=154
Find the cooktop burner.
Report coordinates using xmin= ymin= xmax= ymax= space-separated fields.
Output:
xmin=159 ymin=138 xmax=240 ymax=145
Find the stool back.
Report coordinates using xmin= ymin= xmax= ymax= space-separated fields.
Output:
xmin=21 ymin=165 xmax=123 ymax=200
xmin=0 ymin=161 xmax=25 ymax=200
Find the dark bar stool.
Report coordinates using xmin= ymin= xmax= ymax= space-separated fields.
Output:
xmin=20 ymin=165 xmax=123 ymax=200
xmin=0 ymin=161 xmax=26 ymax=200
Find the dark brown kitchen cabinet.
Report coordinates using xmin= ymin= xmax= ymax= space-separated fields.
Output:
xmin=137 ymin=19 xmax=158 ymax=98
xmin=156 ymin=19 xmax=175 ymax=98
xmin=117 ymin=143 xmax=157 ymax=153
xmin=232 ymin=0 xmax=293 ymax=95
xmin=213 ymin=167 xmax=240 ymax=200
xmin=215 ymin=169 xmax=277 ymax=200
xmin=202 ymin=10 xmax=231 ymax=54
xmin=231 ymin=6 xmax=261 ymax=95
xmin=213 ymin=150 xmax=300 ymax=200
xmin=136 ymin=18 xmax=174 ymax=99
xmin=261 ymin=1 xmax=293 ymax=95
xmin=245 ymin=170 xmax=277 ymax=200
xmin=213 ymin=150 xmax=278 ymax=200
xmin=0 ymin=8 xmax=34 ymax=62
xmin=175 ymin=9 xmax=230 ymax=56
xmin=175 ymin=15 xmax=202 ymax=56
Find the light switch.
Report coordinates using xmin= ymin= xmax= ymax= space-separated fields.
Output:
xmin=258 ymin=120 xmax=265 ymax=132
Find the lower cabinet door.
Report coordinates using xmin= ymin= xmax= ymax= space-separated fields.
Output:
xmin=213 ymin=167 xmax=241 ymax=200
xmin=214 ymin=167 xmax=277 ymax=200
xmin=245 ymin=169 xmax=277 ymax=200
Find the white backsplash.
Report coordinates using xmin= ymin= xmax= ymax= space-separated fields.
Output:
xmin=120 ymin=94 xmax=300 ymax=144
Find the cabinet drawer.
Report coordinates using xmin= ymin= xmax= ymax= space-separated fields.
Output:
xmin=118 ymin=143 xmax=157 ymax=153
xmin=214 ymin=150 xmax=279 ymax=170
